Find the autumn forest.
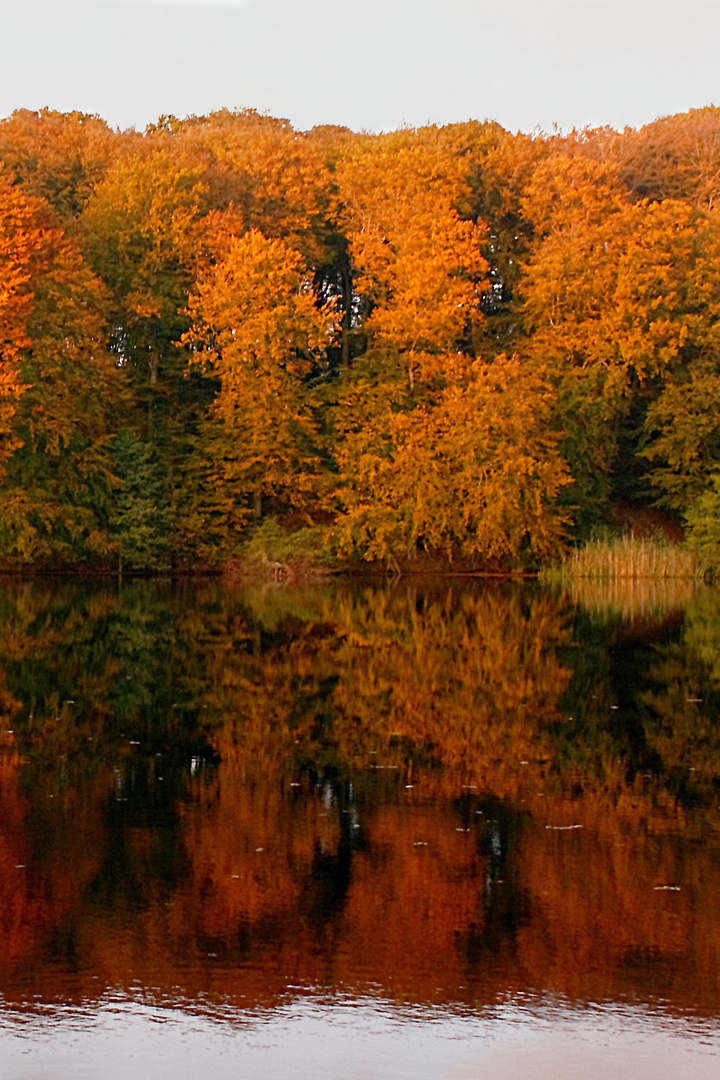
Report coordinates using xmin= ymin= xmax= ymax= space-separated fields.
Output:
xmin=2 ymin=104 xmax=720 ymax=572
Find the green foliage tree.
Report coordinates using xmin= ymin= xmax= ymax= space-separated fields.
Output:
xmin=685 ymin=471 xmax=720 ymax=579
xmin=108 ymin=431 xmax=173 ymax=573
xmin=81 ymin=148 xmax=209 ymax=396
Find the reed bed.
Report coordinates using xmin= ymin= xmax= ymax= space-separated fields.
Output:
xmin=542 ymin=535 xmax=700 ymax=583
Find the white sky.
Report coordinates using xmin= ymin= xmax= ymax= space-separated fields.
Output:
xmin=0 ymin=0 xmax=717 ymax=133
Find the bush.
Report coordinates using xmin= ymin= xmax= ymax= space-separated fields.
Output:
xmin=229 ymin=517 xmax=337 ymax=581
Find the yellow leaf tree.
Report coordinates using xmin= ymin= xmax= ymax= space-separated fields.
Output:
xmin=332 ymin=355 xmax=570 ymax=565
xmin=183 ymin=229 xmax=335 ymax=551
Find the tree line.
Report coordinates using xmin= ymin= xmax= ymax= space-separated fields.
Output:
xmin=2 ymin=105 xmax=720 ymax=571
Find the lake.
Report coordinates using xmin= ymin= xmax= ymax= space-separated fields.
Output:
xmin=0 ymin=576 xmax=719 ymax=1079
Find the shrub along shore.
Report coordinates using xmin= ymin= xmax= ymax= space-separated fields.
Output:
xmin=2 ymin=106 xmax=720 ymax=578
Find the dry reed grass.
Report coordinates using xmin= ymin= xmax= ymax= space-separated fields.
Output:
xmin=543 ymin=535 xmax=699 ymax=583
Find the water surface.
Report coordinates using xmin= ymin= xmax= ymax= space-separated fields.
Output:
xmin=0 ymin=577 xmax=719 ymax=1078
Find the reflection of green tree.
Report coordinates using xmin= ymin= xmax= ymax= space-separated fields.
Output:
xmin=549 ymin=610 xmax=671 ymax=790
xmin=0 ymin=581 xmax=219 ymax=777
xmin=549 ymin=594 xmax=720 ymax=817
xmin=684 ymin=589 xmax=720 ymax=685
xmin=638 ymin=591 xmax=720 ymax=806
xmin=548 ymin=611 xmax=623 ymax=784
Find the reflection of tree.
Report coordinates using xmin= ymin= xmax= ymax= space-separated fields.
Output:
xmin=0 ymin=754 xmax=107 ymax=980
xmin=0 ymin=581 xmax=219 ymax=773
xmin=1 ymin=580 xmax=720 ymax=1020
xmin=638 ymin=590 xmax=720 ymax=808
xmin=193 ymin=583 xmax=572 ymax=802
xmin=323 ymin=585 xmax=571 ymax=796
xmin=515 ymin=800 xmax=712 ymax=1007
xmin=545 ymin=591 xmax=720 ymax=828
xmin=684 ymin=589 xmax=720 ymax=686
xmin=549 ymin=610 xmax=663 ymax=792
xmin=0 ymin=579 xmax=572 ymax=1008
xmin=6 ymin=575 xmax=719 ymax=825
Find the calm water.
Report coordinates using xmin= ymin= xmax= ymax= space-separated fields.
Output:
xmin=0 ymin=576 xmax=719 ymax=1078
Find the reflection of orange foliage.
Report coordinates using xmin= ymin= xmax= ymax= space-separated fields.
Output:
xmin=0 ymin=753 xmax=106 ymax=972
xmin=326 ymin=587 xmax=570 ymax=798
xmin=81 ymin=780 xmax=720 ymax=1020
xmin=514 ymin=794 xmax=720 ymax=1012
xmin=336 ymin=803 xmax=487 ymax=1001
xmin=2 ymin=580 xmax=720 ymax=1028
xmin=0 ymin=755 xmax=31 ymax=965
xmin=179 ymin=757 xmax=341 ymax=937
xmin=2 ymin=751 xmax=720 ymax=1021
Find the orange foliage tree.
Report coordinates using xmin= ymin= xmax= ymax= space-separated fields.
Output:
xmin=0 ymin=180 xmax=121 ymax=561
xmin=3 ymin=105 xmax=720 ymax=565
xmin=0 ymin=108 xmax=128 ymax=220
xmin=325 ymin=130 xmax=572 ymax=565
xmin=0 ymin=182 xmax=49 ymax=468
xmin=336 ymin=128 xmax=488 ymax=387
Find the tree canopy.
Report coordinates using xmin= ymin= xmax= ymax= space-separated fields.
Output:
xmin=0 ymin=104 xmax=719 ymax=570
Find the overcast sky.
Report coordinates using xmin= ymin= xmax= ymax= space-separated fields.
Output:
xmin=0 ymin=0 xmax=717 ymax=133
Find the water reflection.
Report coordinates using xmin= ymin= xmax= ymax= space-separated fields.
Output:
xmin=0 ymin=578 xmax=719 ymax=1074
